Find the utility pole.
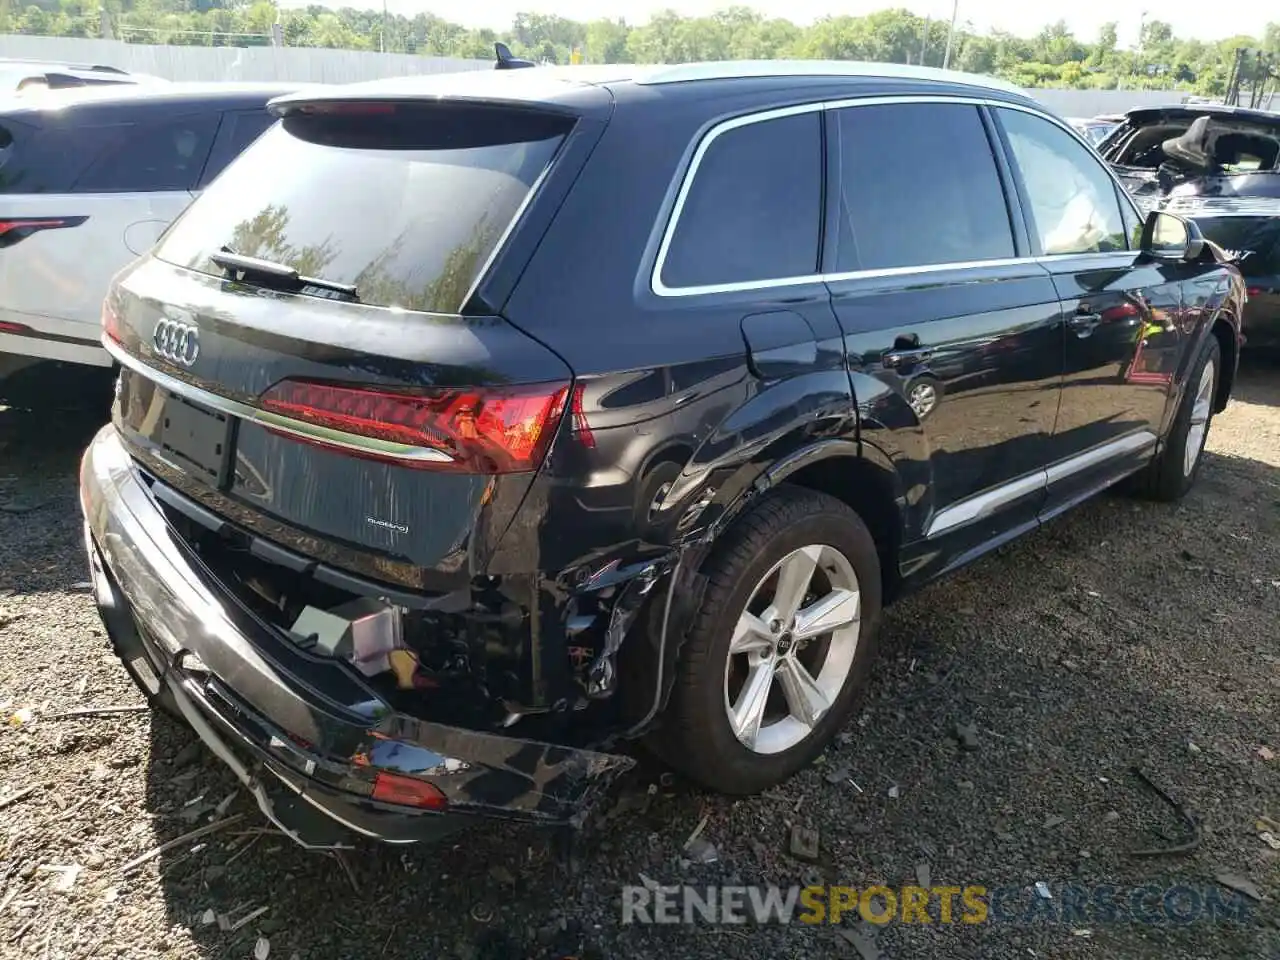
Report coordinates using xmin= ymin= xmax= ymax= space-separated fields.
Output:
xmin=381 ymin=0 xmax=387 ymax=53
xmin=942 ymin=0 xmax=958 ymax=70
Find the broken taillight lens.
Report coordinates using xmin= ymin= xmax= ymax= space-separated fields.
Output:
xmin=370 ymin=771 xmax=448 ymax=810
xmin=258 ymin=378 xmax=570 ymax=474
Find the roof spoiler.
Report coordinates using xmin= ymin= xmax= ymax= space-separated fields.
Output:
xmin=494 ymin=42 xmax=536 ymax=71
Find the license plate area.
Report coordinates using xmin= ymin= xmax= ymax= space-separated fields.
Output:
xmin=159 ymin=392 xmax=233 ymax=487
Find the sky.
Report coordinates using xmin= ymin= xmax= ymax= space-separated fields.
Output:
xmin=287 ymin=0 xmax=1273 ymax=45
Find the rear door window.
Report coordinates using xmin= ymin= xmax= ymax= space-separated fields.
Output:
xmin=155 ymin=102 xmax=571 ymax=314
xmin=832 ymin=101 xmax=1015 ymax=272
xmin=74 ymin=113 xmax=219 ymax=193
xmin=659 ymin=110 xmax=822 ymax=290
xmin=198 ymin=109 xmax=277 ymax=188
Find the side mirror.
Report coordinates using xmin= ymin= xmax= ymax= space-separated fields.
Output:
xmin=1141 ymin=210 xmax=1205 ymax=262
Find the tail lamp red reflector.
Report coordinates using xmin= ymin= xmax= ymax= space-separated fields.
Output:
xmin=258 ymin=378 xmax=573 ymax=474
xmin=100 ymin=298 xmax=123 ymax=343
xmin=371 ymin=771 xmax=448 ymax=810
xmin=1247 ymin=286 xmax=1262 ymax=297
xmin=0 ymin=320 xmax=32 ymax=335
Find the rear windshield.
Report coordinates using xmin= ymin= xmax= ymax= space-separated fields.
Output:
xmin=154 ymin=102 xmax=571 ymax=314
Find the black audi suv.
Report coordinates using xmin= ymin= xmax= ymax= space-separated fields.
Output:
xmin=80 ymin=61 xmax=1245 ymax=847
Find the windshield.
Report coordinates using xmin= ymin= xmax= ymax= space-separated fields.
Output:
xmin=154 ymin=102 xmax=570 ymax=314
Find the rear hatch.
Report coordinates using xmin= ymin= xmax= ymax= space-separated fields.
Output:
xmin=105 ymin=96 xmax=587 ymax=590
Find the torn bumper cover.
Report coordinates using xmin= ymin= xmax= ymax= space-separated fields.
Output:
xmin=79 ymin=426 xmax=633 ymax=847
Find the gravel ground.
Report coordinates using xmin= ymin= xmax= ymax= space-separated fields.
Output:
xmin=1 ymin=360 xmax=1278 ymax=960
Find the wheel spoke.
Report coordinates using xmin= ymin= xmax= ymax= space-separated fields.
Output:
xmin=768 ymin=546 xmax=821 ymax=625
xmin=776 ymin=657 xmax=830 ymax=729
xmin=730 ymin=611 xmax=776 ymax=655
xmin=792 ymin=588 xmax=860 ymax=641
xmin=730 ymin=661 xmax=775 ymax=747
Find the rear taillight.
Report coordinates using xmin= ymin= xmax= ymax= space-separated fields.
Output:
xmin=370 ymin=771 xmax=448 ymax=810
xmin=258 ymin=378 xmax=571 ymax=474
xmin=0 ymin=320 xmax=32 ymax=335
xmin=0 ymin=216 xmax=86 ymax=248
xmin=1247 ymin=286 xmax=1262 ymax=297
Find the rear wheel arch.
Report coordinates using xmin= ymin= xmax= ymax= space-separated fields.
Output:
xmin=754 ymin=443 xmax=906 ymax=605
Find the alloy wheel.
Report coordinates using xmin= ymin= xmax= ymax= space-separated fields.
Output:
xmin=723 ymin=544 xmax=861 ymax=755
xmin=1183 ymin=358 xmax=1216 ymax=476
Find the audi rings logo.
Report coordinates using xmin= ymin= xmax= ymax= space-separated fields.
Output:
xmin=152 ymin=319 xmax=200 ymax=367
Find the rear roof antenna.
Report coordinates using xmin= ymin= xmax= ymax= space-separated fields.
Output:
xmin=494 ymin=42 xmax=536 ymax=70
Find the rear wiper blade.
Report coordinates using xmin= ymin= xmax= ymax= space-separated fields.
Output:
xmin=211 ymin=247 xmax=359 ymax=302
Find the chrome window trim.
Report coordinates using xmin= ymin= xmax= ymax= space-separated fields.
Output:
xmin=103 ymin=336 xmax=455 ymax=465
xmin=925 ymin=430 xmax=1157 ymax=538
xmin=650 ymin=94 xmax=1144 ymax=299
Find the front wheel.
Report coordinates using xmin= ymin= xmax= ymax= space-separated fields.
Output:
xmin=656 ymin=486 xmax=883 ymax=795
xmin=1134 ymin=335 xmax=1221 ymax=502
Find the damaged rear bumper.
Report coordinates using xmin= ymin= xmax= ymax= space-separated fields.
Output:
xmin=79 ymin=425 xmax=633 ymax=847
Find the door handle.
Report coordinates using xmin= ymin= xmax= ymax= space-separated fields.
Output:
xmin=882 ymin=347 xmax=934 ymax=369
xmin=1068 ymin=311 xmax=1102 ymax=336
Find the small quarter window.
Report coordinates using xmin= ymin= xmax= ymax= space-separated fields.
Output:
xmin=660 ymin=110 xmax=822 ymax=290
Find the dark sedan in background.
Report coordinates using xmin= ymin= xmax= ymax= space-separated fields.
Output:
xmin=1100 ymin=104 xmax=1280 ymax=350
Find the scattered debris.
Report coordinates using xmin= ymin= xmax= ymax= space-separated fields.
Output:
xmin=1187 ymin=741 xmax=1202 ymax=756
xmin=1072 ymin=929 xmax=1093 ymax=938
xmin=1129 ymin=766 xmax=1201 ymax=857
xmin=38 ymin=864 xmax=81 ymax=893
xmin=469 ymin=902 xmax=495 ymax=923
xmin=1103 ymin=810 xmax=1121 ymax=823
xmin=8 ymin=707 xmax=34 ymax=726
xmin=1257 ymin=816 xmax=1280 ymax=834
xmin=1034 ymin=881 xmax=1052 ymax=900
xmin=887 ymin=785 xmax=900 ymax=800
xmin=254 ymin=936 xmax=271 ymax=960
xmin=45 ymin=705 xmax=149 ymax=720
xmin=201 ymin=909 xmax=217 ymax=926
xmin=101 ymin=886 xmax=119 ymax=904
xmin=953 ymin=721 xmax=980 ymax=752
xmin=686 ymin=838 xmax=718 ymax=864
xmin=835 ymin=924 xmax=885 ymax=959
xmin=1259 ymin=832 xmax=1280 ymax=851
xmin=683 ymin=814 xmax=709 ymax=851
xmin=1259 ymin=746 xmax=1275 ymax=762
xmin=119 ymin=814 xmax=244 ymax=874
xmin=230 ymin=906 xmax=270 ymax=932
xmin=214 ymin=790 xmax=238 ymax=817
xmin=789 ymin=825 xmax=820 ymax=863
xmin=1042 ymin=815 xmax=1065 ymax=830
xmin=70 ymin=581 xmax=93 ymax=592
xmin=824 ymin=764 xmax=853 ymax=785
xmin=1214 ymin=873 xmax=1263 ymax=903
xmin=0 ymin=783 xmax=41 ymax=810
xmin=915 ymin=862 xmax=931 ymax=889
xmin=333 ymin=850 xmax=360 ymax=894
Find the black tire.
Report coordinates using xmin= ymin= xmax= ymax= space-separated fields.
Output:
xmin=655 ymin=485 xmax=883 ymax=795
xmin=1134 ymin=335 xmax=1221 ymax=502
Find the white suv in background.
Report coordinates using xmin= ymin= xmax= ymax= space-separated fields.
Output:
xmin=0 ymin=82 xmax=310 ymax=390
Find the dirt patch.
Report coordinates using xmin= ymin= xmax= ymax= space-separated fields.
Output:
xmin=1 ymin=360 xmax=1277 ymax=960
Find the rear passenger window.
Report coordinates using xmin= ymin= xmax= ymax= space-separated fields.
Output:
xmin=199 ymin=109 xmax=276 ymax=188
xmin=996 ymin=108 xmax=1129 ymax=255
xmin=75 ymin=113 xmax=218 ymax=193
xmin=833 ymin=102 xmax=1015 ymax=272
xmin=660 ymin=111 xmax=821 ymax=290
